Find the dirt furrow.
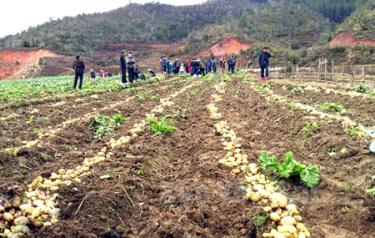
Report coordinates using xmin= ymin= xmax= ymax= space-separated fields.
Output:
xmin=0 ymin=78 xmax=182 ymax=150
xmin=271 ymin=83 xmax=375 ymax=127
xmin=217 ymin=78 xmax=374 ymax=237
xmin=0 ymin=80 xmax=191 ymax=190
xmin=33 ymin=79 xmax=259 ymax=238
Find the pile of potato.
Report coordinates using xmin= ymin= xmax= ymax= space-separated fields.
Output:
xmin=243 ymin=163 xmax=311 ymax=238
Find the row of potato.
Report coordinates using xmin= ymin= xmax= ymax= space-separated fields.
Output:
xmin=0 ymin=82 xmax=199 ymax=238
xmin=206 ymin=81 xmax=311 ymax=238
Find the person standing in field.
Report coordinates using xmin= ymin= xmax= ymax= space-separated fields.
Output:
xmin=227 ymin=55 xmax=236 ymax=74
xmin=120 ymin=51 xmax=127 ymax=84
xmin=173 ymin=58 xmax=180 ymax=74
xmin=72 ymin=55 xmax=85 ymax=90
xmin=211 ymin=57 xmax=217 ymax=75
xmin=127 ymin=52 xmax=136 ymax=83
xmin=258 ymin=47 xmax=272 ymax=82
xmin=219 ymin=56 xmax=226 ymax=74
xmin=205 ymin=59 xmax=212 ymax=74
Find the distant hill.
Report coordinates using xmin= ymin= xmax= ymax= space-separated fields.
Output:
xmin=0 ymin=0 xmax=364 ymax=55
xmin=0 ymin=0 xmax=373 ymax=80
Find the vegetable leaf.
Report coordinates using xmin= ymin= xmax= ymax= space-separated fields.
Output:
xmin=278 ymin=151 xmax=305 ymax=178
xmin=300 ymin=165 xmax=321 ymax=188
xmin=367 ymin=187 xmax=375 ymax=197
xmin=258 ymin=151 xmax=279 ymax=171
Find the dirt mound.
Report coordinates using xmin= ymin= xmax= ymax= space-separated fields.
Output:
xmin=201 ymin=37 xmax=250 ymax=57
xmin=0 ymin=49 xmax=58 ymax=80
xmin=330 ymin=32 xmax=375 ymax=48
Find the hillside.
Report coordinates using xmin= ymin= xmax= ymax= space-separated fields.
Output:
xmin=0 ymin=0 xmax=373 ymax=80
xmin=339 ymin=0 xmax=375 ymax=39
xmin=0 ymin=0 xmax=336 ymax=55
xmin=0 ymin=0 xmax=255 ymax=54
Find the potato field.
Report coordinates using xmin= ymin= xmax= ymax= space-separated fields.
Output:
xmin=0 ymin=73 xmax=374 ymax=238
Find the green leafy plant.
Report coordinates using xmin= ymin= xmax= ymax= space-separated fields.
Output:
xmin=91 ymin=113 xmax=126 ymax=138
xmin=319 ymin=102 xmax=347 ymax=113
xmin=367 ymin=187 xmax=375 ymax=197
xmin=137 ymin=92 xmax=145 ymax=102
xmin=346 ymin=126 xmax=364 ymax=137
xmin=302 ymin=121 xmax=320 ymax=136
xmin=341 ymin=183 xmax=352 ymax=193
xmin=222 ymin=75 xmax=232 ymax=82
xmin=255 ymin=84 xmax=270 ymax=91
xmin=148 ymin=95 xmax=159 ymax=101
xmin=258 ymin=151 xmax=320 ymax=188
xmin=27 ymin=115 xmax=35 ymax=124
xmin=354 ymin=85 xmax=374 ymax=95
xmin=146 ymin=117 xmax=175 ymax=135
xmin=300 ymin=165 xmax=321 ymax=188
xmin=284 ymin=85 xmax=304 ymax=94
xmin=252 ymin=212 xmax=268 ymax=228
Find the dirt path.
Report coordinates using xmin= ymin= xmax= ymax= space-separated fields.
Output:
xmin=216 ymin=78 xmax=374 ymax=237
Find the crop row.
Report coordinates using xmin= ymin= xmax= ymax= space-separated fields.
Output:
xmin=0 ymin=77 xmax=181 ymax=154
xmin=0 ymin=80 xmax=201 ymax=238
xmin=206 ymin=81 xmax=311 ymax=238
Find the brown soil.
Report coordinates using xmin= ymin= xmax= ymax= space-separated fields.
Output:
xmin=217 ymin=78 xmax=375 ymax=237
xmin=0 ymin=49 xmax=58 ymax=80
xmin=0 ymin=80 xmax=190 ymax=190
xmin=32 ymin=80 xmax=261 ymax=238
xmin=201 ymin=38 xmax=250 ymax=57
xmin=2 ymin=77 xmax=375 ymax=238
xmin=330 ymin=32 xmax=375 ymax=48
xmin=270 ymin=83 xmax=375 ymax=127
xmin=0 ymin=79 xmax=182 ymax=150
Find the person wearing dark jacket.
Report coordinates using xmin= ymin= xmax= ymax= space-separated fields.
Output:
xmin=127 ymin=52 xmax=136 ymax=83
xmin=205 ymin=60 xmax=212 ymax=73
xmin=199 ymin=60 xmax=206 ymax=76
xmin=211 ymin=58 xmax=217 ymax=74
xmin=148 ymin=69 xmax=156 ymax=77
xmin=120 ymin=51 xmax=127 ymax=83
xmin=134 ymin=65 xmax=140 ymax=80
xmin=258 ymin=47 xmax=272 ymax=81
xmin=191 ymin=58 xmax=200 ymax=77
xmin=227 ymin=55 xmax=236 ymax=74
xmin=72 ymin=56 xmax=85 ymax=90
xmin=173 ymin=59 xmax=180 ymax=74
xmin=89 ymin=69 xmax=96 ymax=79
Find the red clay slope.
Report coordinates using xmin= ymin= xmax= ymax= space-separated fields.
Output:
xmin=201 ymin=37 xmax=250 ymax=57
xmin=330 ymin=32 xmax=375 ymax=47
xmin=0 ymin=49 xmax=57 ymax=80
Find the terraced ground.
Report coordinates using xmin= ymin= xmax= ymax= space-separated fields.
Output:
xmin=0 ymin=73 xmax=374 ymax=238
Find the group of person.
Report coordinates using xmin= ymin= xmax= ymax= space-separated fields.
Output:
xmin=89 ymin=69 xmax=113 ymax=79
xmin=72 ymin=47 xmax=272 ymax=90
xmin=158 ymin=55 xmax=238 ymax=77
